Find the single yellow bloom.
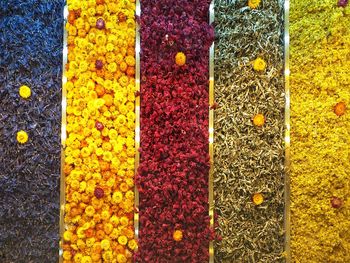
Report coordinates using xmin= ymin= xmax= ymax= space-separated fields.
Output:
xmin=117 ymin=254 xmax=127 ymax=263
xmin=253 ymin=57 xmax=266 ymax=71
xmin=253 ymin=113 xmax=265 ymax=127
xmin=248 ymin=0 xmax=261 ymax=9
xmin=175 ymin=52 xmax=186 ymax=66
xmin=173 ymin=230 xmax=183 ymax=241
xmin=19 ymin=85 xmax=31 ymax=99
xmin=81 ymin=256 xmax=92 ymax=263
xmin=101 ymin=239 xmax=111 ymax=250
xmin=118 ymin=235 xmax=128 ymax=245
xmin=128 ymin=239 xmax=138 ymax=250
xmin=252 ymin=192 xmax=264 ymax=205
xmin=62 ymin=250 xmax=72 ymax=260
xmin=17 ymin=130 xmax=28 ymax=144
xmin=63 ymin=230 xmax=73 ymax=241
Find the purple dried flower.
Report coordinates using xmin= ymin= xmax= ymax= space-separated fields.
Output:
xmin=338 ymin=0 xmax=348 ymax=7
xmin=95 ymin=59 xmax=103 ymax=70
xmin=96 ymin=18 xmax=105 ymax=29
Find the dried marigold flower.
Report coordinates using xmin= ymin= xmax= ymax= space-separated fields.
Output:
xmin=248 ymin=0 xmax=262 ymax=9
xmin=175 ymin=52 xmax=186 ymax=66
xmin=173 ymin=230 xmax=183 ymax=241
xmin=252 ymin=192 xmax=264 ymax=205
xmin=331 ymin=196 xmax=343 ymax=209
xmin=253 ymin=113 xmax=265 ymax=127
xmin=253 ymin=57 xmax=266 ymax=71
xmin=17 ymin=130 xmax=28 ymax=144
xmin=19 ymin=85 xmax=31 ymax=99
xmin=334 ymin=102 xmax=346 ymax=116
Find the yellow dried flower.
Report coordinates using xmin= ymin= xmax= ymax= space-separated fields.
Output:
xmin=19 ymin=85 xmax=31 ymax=99
xmin=253 ymin=57 xmax=266 ymax=71
xmin=17 ymin=130 xmax=28 ymax=144
xmin=252 ymin=193 xmax=264 ymax=205
xmin=248 ymin=0 xmax=261 ymax=9
xmin=175 ymin=52 xmax=186 ymax=66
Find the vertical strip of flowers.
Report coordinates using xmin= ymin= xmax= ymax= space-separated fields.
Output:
xmin=62 ymin=0 xmax=136 ymax=262
xmin=0 ymin=0 xmax=63 ymax=262
xmin=290 ymin=1 xmax=350 ymax=262
xmin=214 ymin=0 xmax=285 ymax=262
xmin=137 ymin=0 xmax=214 ymax=261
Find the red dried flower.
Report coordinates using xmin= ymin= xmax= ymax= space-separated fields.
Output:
xmin=95 ymin=121 xmax=104 ymax=131
xmin=331 ymin=196 xmax=343 ymax=209
xmin=96 ymin=18 xmax=105 ymax=29
xmin=94 ymin=187 xmax=105 ymax=199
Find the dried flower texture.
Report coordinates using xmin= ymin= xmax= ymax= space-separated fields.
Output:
xmin=0 ymin=0 xmax=63 ymax=262
xmin=290 ymin=1 xmax=350 ymax=262
xmin=136 ymin=0 xmax=214 ymax=262
xmin=214 ymin=1 xmax=285 ymax=262
xmin=63 ymin=0 xmax=136 ymax=262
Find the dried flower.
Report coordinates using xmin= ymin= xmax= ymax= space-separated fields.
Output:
xmin=252 ymin=193 xmax=264 ymax=205
xmin=16 ymin=130 xmax=28 ymax=144
xmin=253 ymin=57 xmax=267 ymax=71
xmin=334 ymin=102 xmax=346 ymax=116
xmin=96 ymin=18 xmax=105 ymax=29
xmin=338 ymin=0 xmax=348 ymax=7
xmin=19 ymin=85 xmax=31 ymax=99
xmin=248 ymin=0 xmax=262 ymax=9
xmin=173 ymin=230 xmax=183 ymax=241
xmin=94 ymin=187 xmax=104 ymax=199
xmin=331 ymin=197 xmax=343 ymax=209
xmin=253 ymin=113 xmax=265 ymax=127
xmin=175 ymin=52 xmax=186 ymax=66
xmin=95 ymin=121 xmax=104 ymax=131
xmin=95 ymin=60 xmax=103 ymax=70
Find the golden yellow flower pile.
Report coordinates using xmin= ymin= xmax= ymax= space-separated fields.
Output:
xmin=62 ymin=0 xmax=136 ymax=262
xmin=290 ymin=1 xmax=350 ymax=262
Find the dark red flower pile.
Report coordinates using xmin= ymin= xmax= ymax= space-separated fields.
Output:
xmin=136 ymin=0 xmax=214 ymax=262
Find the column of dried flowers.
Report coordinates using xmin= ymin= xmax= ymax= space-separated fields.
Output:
xmin=290 ymin=1 xmax=350 ymax=262
xmin=0 ymin=1 xmax=63 ymax=262
xmin=214 ymin=0 xmax=285 ymax=262
xmin=136 ymin=0 xmax=214 ymax=261
xmin=62 ymin=0 xmax=136 ymax=262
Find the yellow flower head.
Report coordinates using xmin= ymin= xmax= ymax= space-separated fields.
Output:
xmin=19 ymin=85 xmax=31 ymax=99
xmin=128 ymin=239 xmax=137 ymax=250
xmin=85 ymin=205 xmax=95 ymax=217
xmin=101 ymin=239 xmax=111 ymax=250
xmin=248 ymin=0 xmax=261 ymax=9
xmin=17 ymin=130 xmax=28 ymax=144
xmin=81 ymin=255 xmax=92 ymax=263
xmin=120 ymin=216 xmax=129 ymax=226
xmin=175 ymin=52 xmax=186 ymax=66
xmin=63 ymin=230 xmax=73 ymax=241
xmin=117 ymin=254 xmax=127 ymax=263
xmin=173 ymin=230 xmax=183 ymax=241
xmin=112 ymin=191 xmax=123 ymax=204
xmin=118 ymin=235 xmax=128 ymax=245
xmin=253 ymin=113 xmax=265 ymax=127
xmin=252 ymin=192 xmax=264 ymax=205
xmin=334 ymin=102 xmax=346 ymax=116
xmin=253 ymin=57 xmax=266 ymax=71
